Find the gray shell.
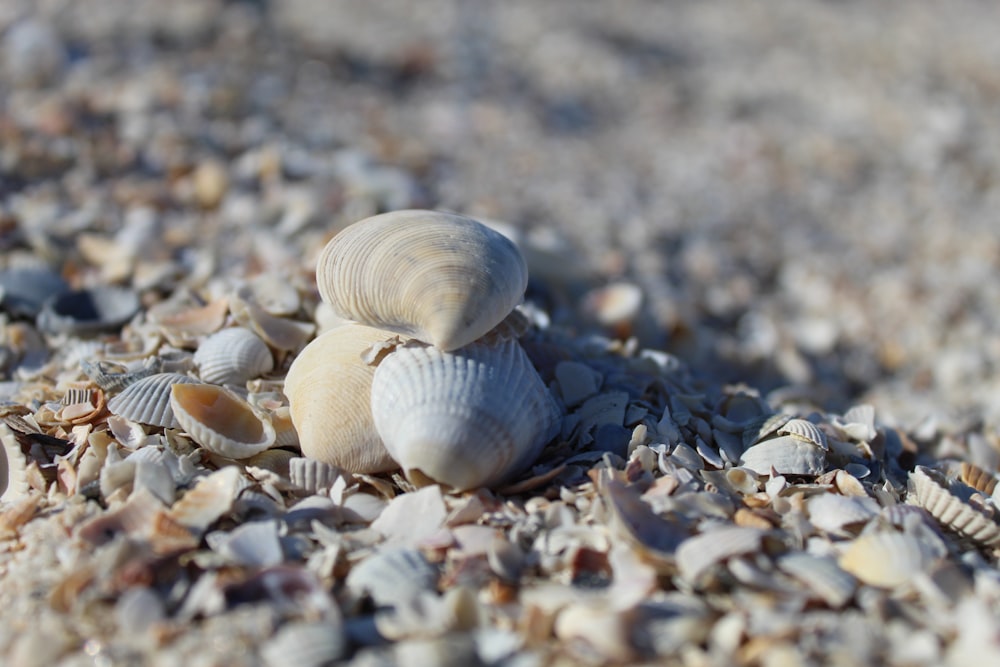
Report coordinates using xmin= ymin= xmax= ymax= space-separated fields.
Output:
xmin=107 ymin=372 xmax=200 ymax=428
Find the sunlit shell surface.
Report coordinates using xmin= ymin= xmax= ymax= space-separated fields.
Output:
xmin=370 ymin=338 xmax=560 ymax=490
xmin=194 ymin=327 xmax=274 ymax=386
xmin=907 ymin=465 xmax=1000 ymax=548
xmin=738 ymin=435 xmax=826 ymax=476
xmin=107 ymin=372 xmax=200 ymax=428
xmin=316 ymin=210 xmax=528 ymax=351
xmin=838 ymin=531 xmax=937 ymax=588
xmin=284 ymin=324 xmax=399 ymax=473
xmin=170 ymin=383 xmax=276 ymax=459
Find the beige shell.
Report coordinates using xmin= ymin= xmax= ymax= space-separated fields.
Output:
xmin=284 ymin=324 xmax=400 ymax=473
xmin=194 ymin=327 xmax=274 ymax=386
xmin=369 ymin=338 xmax=560 ymax=490
xmin=107 ymin=372 xmax=200 ymax=428
xmin=315 ymin=210 xmax=528 ymax=352
xmin=838 ymin=531 xmax=936 ymax=588
xmin=169 ymin=383 xmax=276 ymax=459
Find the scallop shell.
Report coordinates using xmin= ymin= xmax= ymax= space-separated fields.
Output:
xmin=370 ymin=338 xmax=560 ymax=490
xmin=838 ymin=531 xmax=936 ymax=588
xmin=738 ymin=435 xmax=826 ymax=476
xmin=776 ymin=418 xmax=828 ymax=450
xmin=107 ymin=372 xmax=200 ymax=428
xmin=194 ymin=327 xmax=274 ymax=386
xmin=907 ymin=465 xmax=1000 ymax=548
xmin=0 ymin=425 xmax=29 ymax=502
xmin=316 ymin=210 xmax=528 ymax=351
xmin=170 ymin=383 xmax=276 ymax=459
xmin=284 ymin=324 xmax=400 ymax=473
xmin=741 ymin=413 xmax=793 ymax=450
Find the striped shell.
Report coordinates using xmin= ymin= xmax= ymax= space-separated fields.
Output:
xmin=194 ymin=327 xmax=274 ymax=386
xmin=370 ymin=338 xmax=560 ymax=490
xmin=907 ymin=465 xmax=1000 ymax=548
xmin=283 ymin=324 xmax=399 ymax=473
xmin=107 ymin=372 xmax=200 ymax=428
xmin=169 ymin=383 xmax=276 ymax=459
xmin=316 ymin=210 xmax=528 ymax=352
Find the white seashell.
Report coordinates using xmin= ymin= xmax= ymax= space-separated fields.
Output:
xmin=0 ymin=425 xmax=29 ymax=502
xmin=288 ymin=457 xmax=344 ymax=495
xmin=370 ymin=339 xmax=560 ymax=490
xmin=838 ymin=531 xmax=937 ymax=588
xmin=261 ymin=621 xmax=346 ymax=667
xmin=777 ymin=418 xmax=828 ymax=450
xmin=170 ymin=383 xmax=276 ymax=459
xmin=107 ymin=372 xmax=200 ymax=428
xmin=194 ymin=327 xmax=274 ymax=386
xmin=284 ymin=324 xmax=400 ymax=473
xmin=907 ymin=465 xmax=1000 ymax=548
xmin=741 ymin=413 xmax=793 ymax=450
xmin=676 ymin=526 xmax=768 ymax=585
xmin=315 ymin=210 xmax=528 ymax=351
xmin=206 ymin=519 xmax=283 ymax=568
xmin=230 ymin=289 xmax=315 ymax=352
xmin=776 ymin=553 xmax=856 ymax=608
xmin=807 ymin=493 xmax=880 ymax=535
xmin=840 ymin=403 xmax=877 ymax=442
xmin=345 ymin=547 xmax=438 ymax=607
xmin=738 ymin=435 xmax=826 ymax=476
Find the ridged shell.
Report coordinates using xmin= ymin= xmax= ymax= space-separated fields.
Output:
xmin=907 ymin=465 xmax=1000 ymax=548
xmin=370 ymin=338 xmax=560 ymax=490
xmin=284 ymin=324 xmax=399 ymax=473
xmin=107 ymin=373 xmax=200 ymax=428
xmin=194 ymin=327 xmax=274 ymax=386
xmin=316 ymin=210 xmax=528 ymax=351
xmin=738 ymin=435 xmax=826 ymax=476
xmin=838 ymin=531 xmax=936 ymax=588
xmin=1 ymin=425 xmax=29 ymax=502
xmin=741 ymin=413 xmax=793 ymax=450
xmin=288 ymin=457 xmax=344 ymax=494
xmin=777 ymin=418 xmax=828 ymax=450
xmin=170 ymin=383 xmax=276 ymax=459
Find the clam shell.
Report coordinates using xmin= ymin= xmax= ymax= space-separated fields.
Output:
xmin=284 ymin=324 xmax=399 ymax=473
xmin=170 ymin=383 xmax=276 ymax=459
xmin=907 ymin=465 xmax=1000 ymax=548
xmin=194 ymin=327 xmax=274 ymax=386
xmin=0 ymin=425 xmax=29 ymax=502
xmin=738 ymin=435 xmax=826 ymax=476
xmin=777 ymin=418 xmax=828 ymax=450
xmin=370 ymin=339 xmax=560 ymax=490
xmin=37 ymin=286 xmax=140 ymax=335
xmin=316 ymin=210 xmax=528 ymax=351
xmin=838 ymin=531 xmax=936 ymax=588
xmin=107 ymin=372 xmax=200 ymax=428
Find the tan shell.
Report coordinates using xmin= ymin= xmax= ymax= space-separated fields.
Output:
xmin=169 ymin=383 xmax=276 ymax=459
xmin=838 ymin=531 xmax=936 ymax=588
xmin=369 ymin=338 xmax=560 ymax=490
xmin=194 ymin=327 xmax=274 ymax=386
xmin=316 ymin=210 xmax=528 ymax=352
xmin=284 ymin=324 xmax=399 ymax=473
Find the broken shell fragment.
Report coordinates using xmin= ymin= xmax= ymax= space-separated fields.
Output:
xmin=170 ymin=383 xmax=276 ymax=459
xmin=107 ymin=372 xmax=200 ymax=428
xmin=316 ymin=210 xmax=528 ymax=351
xmin=284 ymin=324 xmax=400 ymax=473
xmin=370 ymin=339 xmax=560 ymax=490
xmin=194 ymin=327 xmax=274 ymax=386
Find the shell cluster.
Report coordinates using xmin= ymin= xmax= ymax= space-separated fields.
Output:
xmin=285 ymin=209 xmax=560 ymax=490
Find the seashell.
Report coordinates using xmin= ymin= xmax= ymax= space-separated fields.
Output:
xmin=170 ymin=383 xmax=276 ymax=459
xmin=776 ymin=418 xmax=828 ymax=450
xmin=1 ymin=425 xmax=29 ymax=502
xmin=288 ymin=457 xmax=344 ymax=495
xmin=230 ymin=289 xmax=315 ymax=352
xmin=168 ymin=466 xmax=245 ymax=535
xmin=959 ymin=462 xmax=997 ymax=497
xmin=207 ymin=519 xmax=284 ymax=568
xmin=245 ymin=448 xmax=297 ymax=478
xmin=839 ymin=403 xmax=877 ymax=442
xmin=0 ymin=266 xmax=69 ymax=318
xmin=149 ymin=297 xmax=229 ymax=347
xmin=738 ymin=435 xmax=826 ymax=476
xmin=107 ymin=373 xmax=200 ymax=428
xmin=838 ymin=531 xmax=937 ymax=588
xmin=245 ymin=273 xmax=302 ymax=316
xmin=194 ymin=327 xmax=274 ymax=386
xmin=776 ymin=553 xmax=856 ymax=608
xmin=316 ymin=209 xmax=528 ymax=352
xmin=741 ymin=413 xmax=793 ymax=450
xmin=284 ymin=324 xmax=400 ymax=473
xmin=807 ymin=493 xmax=879 ymax=535
xmin=370 ymin=338 xmax=560 ymax=490
xmin=345 ymin=547 xmax=438 ymax=607
xmin=260 ymin=621 xmax=346 ymax=667
xmin=37 ymin=286 xmax=140 ymax=336
xmin=676 ymin=526 xmax=769 ymax=585
xmin=907 ymin=465 xmax=1000 ymax=548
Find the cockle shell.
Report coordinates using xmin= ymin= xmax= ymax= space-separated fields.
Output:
xmin=107 ymin=372 xmax=200 ymax=428
xmin=316 ymin=210 xmax=528 ymax=351
xmin=194 ymin=327 xmax=274 ymax=386
xmin=370 ymin=338 xmax=560 ymax=490
xmin=284 ymin=324 xmax=400 ymax=473
xmin=907 ymin=465 xmax=1000 ymax=548
xmin=169 ymin=383 xmax=276 ymax=459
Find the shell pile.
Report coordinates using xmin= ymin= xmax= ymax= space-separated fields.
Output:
xmin=4 ymin=3 xmax=1000 ymax=666
xmin=286 ymin=209 xmax=561 ymax=491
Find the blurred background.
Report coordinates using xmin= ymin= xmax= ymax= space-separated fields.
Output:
xmin=3 ymin=0 xmax=1000 ymax=429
